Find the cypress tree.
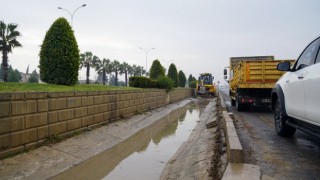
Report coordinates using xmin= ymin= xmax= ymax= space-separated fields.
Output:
xmin=167 ymin=63 xmax=179 ymax=87
xmin=188 ymin=74 xmax=193 ymax=83
xmin=149 ymin=59 xmax=165 ymax=79
xmin=39 ymin=17 xmax=79 ymax=85
xmin=178 ymin=70 xmax=186 ymax=87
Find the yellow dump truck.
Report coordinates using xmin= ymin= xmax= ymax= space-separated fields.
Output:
xmin=224 ymin=56 xmax=294 ymax=111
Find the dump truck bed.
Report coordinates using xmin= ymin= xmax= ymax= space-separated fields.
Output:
xmin=230 ymin=56 xmax=275 ymax=70
xmin=230 ymin=59 xmax=295 ymax=89
xmin=228 ymin=56 xmax=295 ymax=110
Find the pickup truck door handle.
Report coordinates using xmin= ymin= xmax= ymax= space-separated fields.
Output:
xmin=298 ymin=75 xmax=304 ymax=79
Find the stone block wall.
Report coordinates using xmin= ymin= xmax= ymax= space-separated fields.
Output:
xmin=168 ymin=88 xmax=193 ymax=103
xmin=0 ymin=88 xmax=192 ymax=158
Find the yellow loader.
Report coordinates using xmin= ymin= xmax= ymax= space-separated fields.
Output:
xmin=195 ymin=73 xmax=216 ymax=97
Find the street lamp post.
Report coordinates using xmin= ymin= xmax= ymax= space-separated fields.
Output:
xmin=139 ymin=47 xmax=155 ymax=74
xmin=58 ymin=4 xmax=87 ymax=27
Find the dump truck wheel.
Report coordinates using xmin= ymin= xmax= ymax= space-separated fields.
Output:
xmin=236 ymin=95 xmax=243 ymax=111
xmin=236 ymin=100 xmax=243 ymax=111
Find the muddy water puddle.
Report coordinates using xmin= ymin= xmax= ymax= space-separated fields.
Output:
xmin=52 ymin=101 xmax=207 ymax=180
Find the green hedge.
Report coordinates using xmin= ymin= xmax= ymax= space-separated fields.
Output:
xmin=156 ymin=76 xmax=174 ymax=91
xmin=129 ymin=76 xmax=173 ymax=91
xmin=129 ymin=76 xmax=157 ymax=88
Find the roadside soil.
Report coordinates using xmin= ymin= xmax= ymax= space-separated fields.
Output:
xmin=160 ymin=98 xmax=226 ymax=180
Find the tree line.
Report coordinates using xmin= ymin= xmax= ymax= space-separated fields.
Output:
xmin=149 ymin=59 xmax=187 ymax=88
xmin=0 ymin=63 xmax=39 ymax=83
xmin=79 ymin=51 xmax=146 ymax=86
xmin=1 ymin=18 xmax=196 ymax=87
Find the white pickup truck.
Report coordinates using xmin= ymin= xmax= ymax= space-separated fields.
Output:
xmin=271 ymin=35 xmax=320 ymax=137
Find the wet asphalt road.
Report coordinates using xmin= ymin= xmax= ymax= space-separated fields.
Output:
xmin=219 ymin=87 xmax=320 ymax=180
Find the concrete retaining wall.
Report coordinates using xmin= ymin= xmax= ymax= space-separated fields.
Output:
xmin=0 ymin=88 xmax=192 ymax=158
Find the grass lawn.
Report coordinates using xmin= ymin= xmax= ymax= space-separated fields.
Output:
xmin=0 ymin=82 xmax=138 ymax=93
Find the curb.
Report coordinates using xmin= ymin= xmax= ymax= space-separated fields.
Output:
xmin=219 ymin=93 xmax=244 ymax=163
xmin=219 ymin=93 xmax=261 ymax=180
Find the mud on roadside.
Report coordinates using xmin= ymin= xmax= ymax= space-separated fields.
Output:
xmin=160 ymin=97 xmax=227 ymax=180
xmin=209 ymin=96 xmax=227 ymax=180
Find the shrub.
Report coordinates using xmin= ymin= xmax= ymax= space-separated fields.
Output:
xmin=28 ymin=70 xmax=39 ymax=83
xmin=0 ymin=63 xmax=3 ymax=81
xmin=129 ymin=76 xmax=173 ymax=91
xmin=189 ymin=80 xmax=197 ymax=88
xmin=157 ymin=76 xmax=174 ymax=91
xmin=39 ymin=17 xmax=79 ymax=85
xmin=129 ymin=76 xmax=157 ymax=88
xmin=8 ymin=68 xmax=21 ymax=82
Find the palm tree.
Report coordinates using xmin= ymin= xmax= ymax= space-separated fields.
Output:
xmin=141 ymin=67 xmax=146 ymax=76
xmin=141 ymin=66 xmax=146 ymax=76
xmin=0 ymin=21 xmax=22 ymax=82
xmin=110 ymin=60 xmax=121 ymax=86
xmin=132 ymin=64 xmax=138 ymax=76
xmin=79 ymin=51 xmax=95 ymax=84
xmin=127 ymin=65 xmax=134 ymax=77
xmin=132 ymin=65 xmax=145 ymax=76
xmin=119 ymin=62 xmax=131 ymax=86
xmin=95 ymin=58 xmax=111 ymax=85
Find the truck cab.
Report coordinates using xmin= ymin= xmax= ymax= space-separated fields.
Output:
xmin=195 ymin=73 xmax=216 ymax=96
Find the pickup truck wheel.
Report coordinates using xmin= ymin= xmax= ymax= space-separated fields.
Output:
xmin=274 ymin=99 xmax=296 ymax=137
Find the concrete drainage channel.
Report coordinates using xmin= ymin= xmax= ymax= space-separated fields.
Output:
xmin=0 ymin=98 xmax=224 ymax=180
xmin=0 ymin=99 xmax=189 ymax=179
xmin=0 ymin=94 xmax=262 ymax=180
xmin=219 ymin=93 xmax=262 ymax=180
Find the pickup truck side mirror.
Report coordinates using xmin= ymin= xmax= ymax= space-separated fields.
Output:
xmin=277 ymin=62 xmax=291 ymax=71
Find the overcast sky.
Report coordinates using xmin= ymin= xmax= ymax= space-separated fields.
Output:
xmin=1 ymin=0 xmax=320 ymax=84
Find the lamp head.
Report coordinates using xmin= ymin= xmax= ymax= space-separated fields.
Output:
xmin=82 ymin=4 xmax=87 ymax=7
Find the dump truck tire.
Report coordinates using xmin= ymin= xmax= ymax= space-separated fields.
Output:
xmin=236 ymin=95 xmax=243 ymax=111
